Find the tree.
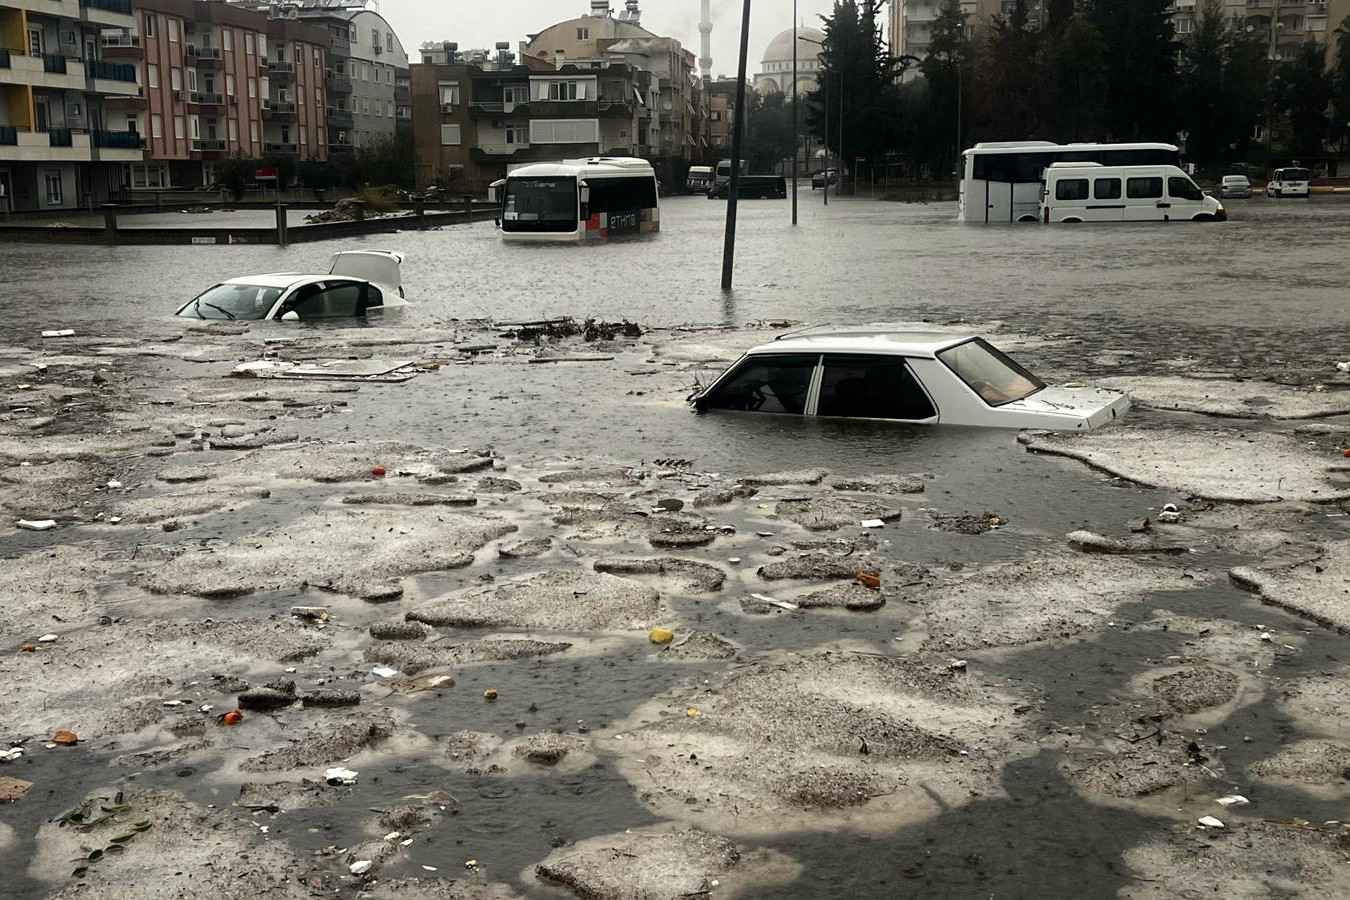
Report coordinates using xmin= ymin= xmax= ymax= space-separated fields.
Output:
xmin=1044 ymin=12 xmax=1107 ymax=143
xmin=1330 ymin=18 xmax=1350 ymax=154
xmin=1089 ymin=0 xmax=1177 ymax=141
xmin=968 ymin=8 xmax=1046 ymax=141
xmin=1276 ymin=42 xmax=1331 ymax=160
xmin=743 ymin=91 xmax=798 ymax=172
xmin=1175 ymin=0 xmax=1228 ymax=165
xmin=919 ymin=0 xmax=970 ymax=176
xmin=806 ymin=1 xmax=905 ymax=180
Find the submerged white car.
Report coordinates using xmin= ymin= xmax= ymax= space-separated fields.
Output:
xmin=175 ymin=250 xmax=408 ymax=321
xmin=689 ymin=332 xmax=1129 ymax=431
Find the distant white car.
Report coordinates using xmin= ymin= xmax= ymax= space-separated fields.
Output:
xmin=1218 ymin=175 xmax=1252 ymax=199
xmin=175 ymin=250 xmax=408 ymax=321
xmin=689 ymin=331 xmax=1130 ymax=431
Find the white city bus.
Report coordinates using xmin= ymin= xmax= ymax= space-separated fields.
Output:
xmin=959 ymin=141 xmax=1183 ymax=223
xmin=496 ymin=157 xmax=660 ymax=243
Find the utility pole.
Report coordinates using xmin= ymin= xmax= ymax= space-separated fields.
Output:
xmin=720 ymin=0 xmax=752 ymax=291
xmin=823 ymin=72 xmax=829 ymax=207
xmin=791 ymin=0 xmax=798 ymax=226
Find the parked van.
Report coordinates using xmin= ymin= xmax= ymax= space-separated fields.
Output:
xmin=1040 ymin=163 xmax=1226 ymax=223
xmin=1266 ymin=167 xmax=1310 ymax=198
xmin=686 ymin=166 xmax=714 ymax=193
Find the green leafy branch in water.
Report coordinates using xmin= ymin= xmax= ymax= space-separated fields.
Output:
xmin=55 ymin=791 xmax=153 ymax=878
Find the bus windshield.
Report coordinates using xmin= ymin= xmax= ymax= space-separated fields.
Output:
xmin=502 ymin=177 xmax=578 ymax=232
xmin=938 ymin=339 xmax=1045 ymax=407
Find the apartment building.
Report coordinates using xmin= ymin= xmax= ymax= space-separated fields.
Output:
xmin=260 ymin=13 xmax=326 ymax=162
xmin=412 ymin=50 xmax=645 ymax=193
xmin=0 ymin=0 xmax=144 ymax=211
xmin=1170 ymin=0 xmax=1350 ymax=60
xmin=276 ymin=1 xmax=409 ymax=156
xmin=521 ymin=2 xmax=700 ymax=184
xmin=891 ymin=0 xmax=1006 ymax=61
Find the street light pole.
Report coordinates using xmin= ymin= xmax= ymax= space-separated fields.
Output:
xmin=720 ymin=0 xmax=752 ymax=292
xmin=823 ymin=70 xmax=829 ymax=207
xmin=791 ymin=0 xmax=798 ymax=226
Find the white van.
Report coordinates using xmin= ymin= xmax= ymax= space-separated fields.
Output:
xmin=1040 ymin=162 xmax=1226 ymax=223
xmin=1266 ymin=167 xmax=1310 ymax=198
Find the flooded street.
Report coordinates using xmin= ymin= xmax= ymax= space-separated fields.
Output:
xmin=3 ymin=194 xmax=1350 ymax=899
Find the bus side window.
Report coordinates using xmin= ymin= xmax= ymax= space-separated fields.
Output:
xmin=1094 ymin=178 xmax=1121 ymax=200
xmin=1055 ymin=179 xmax=1089 ymax=201
xmin=1126 ymin=177 xmax=1163 ymax=200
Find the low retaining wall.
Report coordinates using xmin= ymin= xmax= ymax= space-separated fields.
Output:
xmin=0 ymin=208 xmax=495 ymax=246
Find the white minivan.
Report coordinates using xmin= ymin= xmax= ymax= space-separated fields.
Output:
xmin=1040 ymin=163 xmax=1226 ymax=223
xmin=1266 ymin=167 xmax=1311 ymax=198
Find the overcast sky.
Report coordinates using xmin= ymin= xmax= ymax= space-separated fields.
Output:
xmin=378 ymin=0 xmax=838 ymax=77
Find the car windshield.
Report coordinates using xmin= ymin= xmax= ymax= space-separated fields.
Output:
xmin=937 ymin=339 xmax=1046 ymax=407
xmin=179 ymin=283 xmax=284 ymax=320
xmin=1283 ymin=169 xmax=1310 ymax=181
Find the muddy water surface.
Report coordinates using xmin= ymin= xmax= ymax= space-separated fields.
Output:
xmin=2 ymin=195 xmax=1350 ymax=899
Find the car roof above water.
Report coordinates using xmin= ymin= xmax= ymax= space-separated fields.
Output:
xmin=747 ymin=331 xmax=975 ymax=359
xmin=218 ymin=273 xmax=360 ymax=290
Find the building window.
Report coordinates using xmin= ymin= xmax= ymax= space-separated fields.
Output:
xmin=440 ymin=124 xmax=461 ymax=145
xmin=148 ymin=64 xmax=159 ymax=88
xmin=248 ymin=78 xmax=257 ymax=98
xmin=245 ymin=33 xmax=255 ymax=55
xmin=171 ymin=68 xmax=182 ymax=91
xmin=439 ymin=83 xmax=460 ymax=106
xmin=504 ymin=84 xmax=527 ymax=105
xmin=228 ymin=118 xmax=237 ymax=141
xmin=505 ymin=125 xmax=522 ymax=144
xmin=223 ymin=29 xmax=233 ymax=51
xmin=144 ymin=14 xmax=156 ymax=37
xmin=386 ymin=31 xmax=393 ymax=50
xmin=548 ymin=81 xmax=580 ymax=101
xmin=250 ymin=120 xmax=259 ymax=142
xmin=577 ymin=27 xmax=589 ymax=40
xmin=45 ymin=172 xmax=63 ymax=205
xmin=386 ymin=67 xmax=392 ymax=84
xmin=168 ymin=18 xmax=179 ymax=43
xmin=372 ymin=28 xmax=380 ymax=49
xmin=374 ymin=101 xmax=382 ymax=117
xmin=151 ymin=113 xmax=163 ymax=138
xmin=362 ymin=98 xmax=370 ymax=114
xmin=348 ymin=25 xmax=356 ymax=42
xmin=300 ymin=129 xmax=307 ymax=145
xmin=314 ymin=48 xmax=321 ymax=68
xmin=226 ymin=73 xmax=236 ymax=96
xmin=386 ymin=100 xmax=392 ymax=117
xmin=173 ymin=115 xmax=184 ymax=139
xmin=315 ymin=87 xmax=322 ymax=105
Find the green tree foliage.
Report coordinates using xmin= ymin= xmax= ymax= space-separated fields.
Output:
xmin=1330 ymin=18 xmax=1350 ymax=153
xmin=1175 ymin=1 xmax=1269 ymax=166
xmin=806 ymin=0 xmax=905 ymax=175
xmin=968 ymin=6 xmax=1046 ymax=141
xmin=1044 ymin=12 xmax=1107 ymax=142
xmin=743 ymin=91 xmax=799 ymax=172
xmin=1276 ymin=42 xmax=1332 ymax=160
xmin=1088 ymin=0 xmax=1177 ymax=140
xmin=919 ymin=0 xmax=970 ymax=176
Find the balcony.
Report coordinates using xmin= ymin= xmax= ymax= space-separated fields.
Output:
xmin=93 ymin=128 xmax=145 ymax=160
xmin=190 ymin=137 xmax=226 ymax=157
xmin=330 ymin=35 xmax=351 ymax=57
xmin=188 ymin=91 xmax=224 ymax=108
xmin=264 ymin=141 xmax=297 ymax=155
xmin=87 ymin=59 xmax=140 ymax=96
xmin=268 ymin=60 xmax=295 ymax=77
xmin=186 ymin=45 xmax=222 ymax=66
xmin=101 ymin=32 xmax=143 ymax=60
xmin=79 ymin=0 xmax=135 ymax=27
xmin=327 ymin=105 xmax=353 ymax=127
xmin=264 ymin=101 xmax=295 ymax=118
xmin=326 ymin=71 xmax=352 ymax=93
xmin=469 ymin=99 xmax=634 ymax=120
xmin=0 ymin=128 xmax=92 ymax=162
xmin=329 ymin=140 xmax=353 ymax=155
xmin=0 ymin=49 xmax=9 ymax=69
xmin=44 ymin=54 xmax=68 ymax=75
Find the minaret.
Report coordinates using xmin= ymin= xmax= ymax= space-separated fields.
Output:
xmin=698 ymin=0 xmax=712 ymax=83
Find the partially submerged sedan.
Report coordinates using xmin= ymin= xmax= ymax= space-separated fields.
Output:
xmin=689 ymin=332 xmax=1129 ymax=431
xmin=175 ymin=250 xmax=407 ymax=321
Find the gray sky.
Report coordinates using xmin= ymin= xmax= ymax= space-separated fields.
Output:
xmin=377 ymin=0 xmax=837 ymax=78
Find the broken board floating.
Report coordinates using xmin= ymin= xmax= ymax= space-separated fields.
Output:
xmin=231 ymin=358 xmax=420 ymax=383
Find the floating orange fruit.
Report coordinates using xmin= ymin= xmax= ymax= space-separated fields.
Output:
xmin=52 ymin=730 xmax=79 ymax=746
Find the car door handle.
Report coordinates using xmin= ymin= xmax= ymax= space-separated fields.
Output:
xmin=1156 ymin=203 xmax=1171 ymax=208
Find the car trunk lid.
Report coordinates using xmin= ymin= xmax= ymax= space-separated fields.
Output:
xmin=328 ymin=251 xmax=405 ymax=303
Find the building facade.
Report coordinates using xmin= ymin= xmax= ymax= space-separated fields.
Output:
xmin=411 ymin=47 xmax=643 ymax=193
xmin=0 ymin=0 xmax=145 ymax=211
xmin=281 ymin=2 xmax=409 ymax=156
xmin=259 ymin=13 xmax=327 ymax=163
xmin=1169 ymin=0 xmax=1350 ymax=61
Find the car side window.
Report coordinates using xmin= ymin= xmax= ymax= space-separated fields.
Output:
xmin=817 ymin=354 xmax=936 ymax=420
xmin=1055 ymin=179 xmax=1088 ymax=201
xmin=1093 ymin=178 xmax=1121 ymax=200
xmin=701 ymin=354 xmax=817 ymax=414
xmin=1168 ymin=177 xmax=1202 ymax=201
xmin=286 ymin=282 xmax=364 ymax=318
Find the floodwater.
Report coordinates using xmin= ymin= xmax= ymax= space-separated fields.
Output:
xmin=3 ymin=193 xmax=1350 ymax=899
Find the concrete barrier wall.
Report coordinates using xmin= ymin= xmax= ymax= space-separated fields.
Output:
xmin=0 ymin=209 xmax=495 ymax=246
